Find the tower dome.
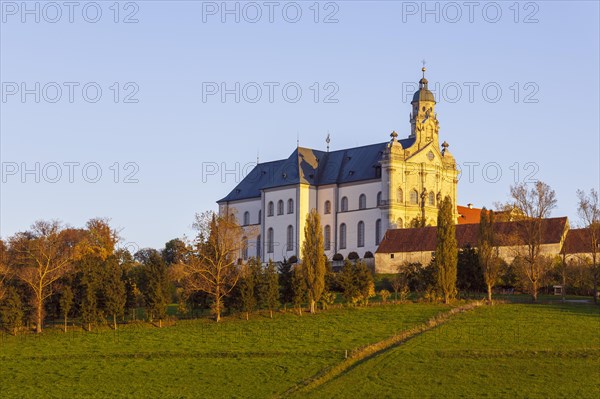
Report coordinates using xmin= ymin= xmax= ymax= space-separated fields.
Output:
xmin=411 ymin=68 xmax=436 ymax=104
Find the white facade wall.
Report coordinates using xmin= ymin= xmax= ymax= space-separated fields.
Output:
xmin=220 ymin=179 xmax=389 ymax=263
xmin=335 ymin=180 xmax=384 ymax=258
xmin=314 ymin=185 xmax=337 ymax=258
xmin=374 ymin=243 xmax=566 ymax=274
xmin=219 ymin=198 xmax=262 ymax=260
xmin=220 ymin=155 xmax=456 ymax=265
xmin=263 ymin=186 xmax=299 ymax=262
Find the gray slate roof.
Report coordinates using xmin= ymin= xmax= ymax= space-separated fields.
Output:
xmin=218 ymin=138 xmax=415 ymax=203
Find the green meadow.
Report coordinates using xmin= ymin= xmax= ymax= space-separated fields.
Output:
xmin=0 ymin=301 xmax=598 ymax=399
xmin=303 ymin=303 xmax=600 ymax=399
xmin=0 ymin=304 xmax=445 ymax=398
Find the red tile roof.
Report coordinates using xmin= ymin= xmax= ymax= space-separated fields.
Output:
xmin=376 ymin=217 xmax=568 ymax=253
xmin=562 ymin=228 xmax=596 ymax=254
xmin=457 ymin=205 xmax=482 ymax=225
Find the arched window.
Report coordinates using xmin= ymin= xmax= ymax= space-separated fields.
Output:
xmin=268 ymin=201 xmax=274 ymax=217
xmin=359 ymin=194 xmax=367 ymax=210
xmin=243 ymin=211 xmax=250 ymax=226
xmin=324 ymin=225 xmax=331 ymax=250
xmin=286 ymin=225 xmax=294 ymax=251
xmin=428 ymin=191 xmax=435 ymax=206
xmin=375 ymin=219 xmax=382 ymax=245
xmin=324 ymin=200 xmax=331 ymax=214
xmin=339 ymin=223 xmax=347 ymax=249
xmin=410 ymin=190 xmax=419 ymax=205
xmin=341 ymin=196 xmax=348 ymax=212
xmin=267 ymin=228 xmax=274 ymax=253
xmin=397 ymin=188 xmax=404 ymax=203
xmin=357 ymin=221 xmax=365 ymax=247
xmin=258 ymin=210 xmax=261 ymax=224
xmin=377 ymin=191 xmax=382 ymax=206
xmin=277 ymin=200 xmax=284 ymax=215
xmin=256 ymin=235 xmax=261 ymax=258
xmin=397 ymin=218 xmax=403 ymax=228
xmin=242 ymin=236 xmax=248 ymax=260
xmin=287 ymin=199 xmax=294 ymax=214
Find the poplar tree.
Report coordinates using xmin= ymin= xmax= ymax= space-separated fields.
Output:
xmin=239 ymin=258 xmax=260 ymax=320
xmin=138 ymin=249 xmax=170 ymax=325
xmin=260 ymin=259 xmax=280 ymax=318
xmin=301 ymin=209 xmax=325 ymax=314
xmin=436 ymin=196 xmax=458 ymax=304
xmin=59 ymin=285 xmax=73 ymax=333
xmin=278 ymin=261 xmax=294 ymax=307
xmin=291 ymin=264 xmax=307 ymax=316
xmin=104 ymin=256 xmax=126 ymax=330
xmin=79 ymin=257 xmax=102 ymax=331
xmin=77 ymin=218 xmax=119 ymax=331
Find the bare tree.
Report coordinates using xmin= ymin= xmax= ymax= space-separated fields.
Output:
xmin=478 ymin=208 xmax=502 ymax=302
xmin=504 ymin=181 xmax=557 ymax=301
xmin=178 ymin=212 xmax=244 ymax=322
xmin=558 ymin=250 xmax=569 ymax=302
xmin=577 ymin=189 xmax=600 ymax=304
xmin=9 ymin=221 xmax=82 ymax=333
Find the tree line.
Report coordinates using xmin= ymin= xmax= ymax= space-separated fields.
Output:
xmin=0 ymin=209 xmax=375 ymax=335
xmin=0 ymin=183 xmax=597 ymax=335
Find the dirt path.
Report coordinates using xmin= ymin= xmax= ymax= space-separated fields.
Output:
xmin=278 ymin=300 xmax=484 ymax=398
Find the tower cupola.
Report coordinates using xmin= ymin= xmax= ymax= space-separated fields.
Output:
xmin=411 ymin=68 xmax=436 ymax=104
xmin=409 ymin=67 xmax=440 ymax=146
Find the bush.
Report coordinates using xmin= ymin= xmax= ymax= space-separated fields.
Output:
xmin=320 ymin=291 xmax=337 ymax=310
xmin=332 ymin=253 xmax=344 ymax=261
xmin=0 ymin=287 xmax=23 ymax=335
xmin=364 ymin=251 xmax=374 ymax=259
xmin=379 ymin=289 xmax=391 ymax=303
xmin=339 ymin=260 xmax=375 ymax=306
xmin=347 ymin=252 xmax=359 ymax=260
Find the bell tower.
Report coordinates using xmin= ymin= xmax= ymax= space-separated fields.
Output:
xmin=409 ymin=67 xmax=440 ymax=150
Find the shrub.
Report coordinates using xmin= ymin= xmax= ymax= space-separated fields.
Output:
xmin=320 ymin=291 xmax=337 ymax=310
xmin=0 ymin=287 xmax=23 ymax=335
xmin=379 ymin=289 xmax=390 ymax=303
xmin=339 ymin=260 xmax=375 ymax=306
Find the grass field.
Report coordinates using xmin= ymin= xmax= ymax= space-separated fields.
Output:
xmin=0 ymin=301 xmax=597 ymax=398
xmin=0 ymin=304 xmax=446 ymax=399
xmin=302 ymin=303 xmax=600 ymax=399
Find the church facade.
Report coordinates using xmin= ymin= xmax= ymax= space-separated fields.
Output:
xmin=218 ymin=69 xmax=459 ymax=263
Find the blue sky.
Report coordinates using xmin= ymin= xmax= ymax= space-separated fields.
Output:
xmin=1 ymin=0 xmax=599 ymax=249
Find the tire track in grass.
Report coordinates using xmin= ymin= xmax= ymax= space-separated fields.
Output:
xmin=278 ymin=301 xmax=484 ymax=398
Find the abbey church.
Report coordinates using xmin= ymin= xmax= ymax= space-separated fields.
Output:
xmin=218 ymin=69 xmax=460 ymax=262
